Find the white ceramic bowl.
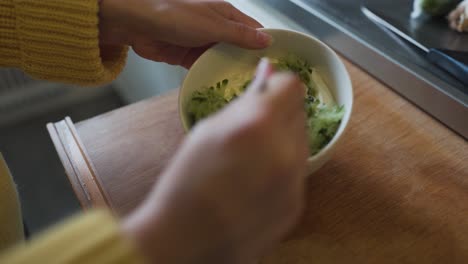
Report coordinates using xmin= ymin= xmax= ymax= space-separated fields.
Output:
xmin=179 ymin=28 xmax=353 ymax=174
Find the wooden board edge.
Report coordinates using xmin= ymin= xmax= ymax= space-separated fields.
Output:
xmin=47 ymin=118 xmax=110 ymax=210
xmin=64 ymin=117 xmax=116 ymax=211
xmin=47 ymin=121 xmax=91 ymax=209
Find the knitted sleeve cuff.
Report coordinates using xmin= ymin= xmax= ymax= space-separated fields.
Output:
xmin=0 ymin=210 xmax=146 ymax=264
xmin=0 ymin=0 xmax=20 ymax=67
xmin=0 ymin=0 xmax=128 ymax=86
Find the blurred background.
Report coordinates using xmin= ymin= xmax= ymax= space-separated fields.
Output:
xmin=0 ymin=50 xmax=185 ymax=234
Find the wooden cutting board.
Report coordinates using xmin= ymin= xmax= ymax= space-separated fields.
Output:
xmin=47 ymin=58 xmax=468 ymax=263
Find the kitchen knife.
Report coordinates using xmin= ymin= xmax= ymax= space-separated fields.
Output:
xmin=362 ymin=6 xmax=468 ymax=86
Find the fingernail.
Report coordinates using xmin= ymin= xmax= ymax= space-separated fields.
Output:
xmin=256 ymin=31 xmax=272 ymax=46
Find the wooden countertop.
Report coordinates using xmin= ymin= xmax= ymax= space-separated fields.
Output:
xmin=47 ymin=59 xmax=468 ymax=263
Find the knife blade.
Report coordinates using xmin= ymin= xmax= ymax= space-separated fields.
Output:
xmin=362 ymin=6 xmax=468 ymax=86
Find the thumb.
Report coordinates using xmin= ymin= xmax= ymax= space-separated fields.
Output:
xmin=246 ymin=59 xmax=305 ymax=120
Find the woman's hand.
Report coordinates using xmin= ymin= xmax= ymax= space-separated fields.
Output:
xmin=99 ymin=0 xmax=271 ymax=68
xmin=123 ymin=60 xmax=309 ymax=264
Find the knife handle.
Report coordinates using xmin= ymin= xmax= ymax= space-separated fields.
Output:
xmin=427 ymin=49 xmax=468 ymax=87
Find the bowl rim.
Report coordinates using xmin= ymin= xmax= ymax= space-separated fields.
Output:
xmin=178 ymin=28 xmax=354 ymax=162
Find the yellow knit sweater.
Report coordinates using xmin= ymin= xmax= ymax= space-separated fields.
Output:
xmin=0 ymin=0 xmax=128 ymax=85
xmin=0 ymin=0 xmax=146 ymax=263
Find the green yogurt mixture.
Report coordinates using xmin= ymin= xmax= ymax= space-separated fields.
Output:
xmin=187 ymin=55 xmax=345 ymax=155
